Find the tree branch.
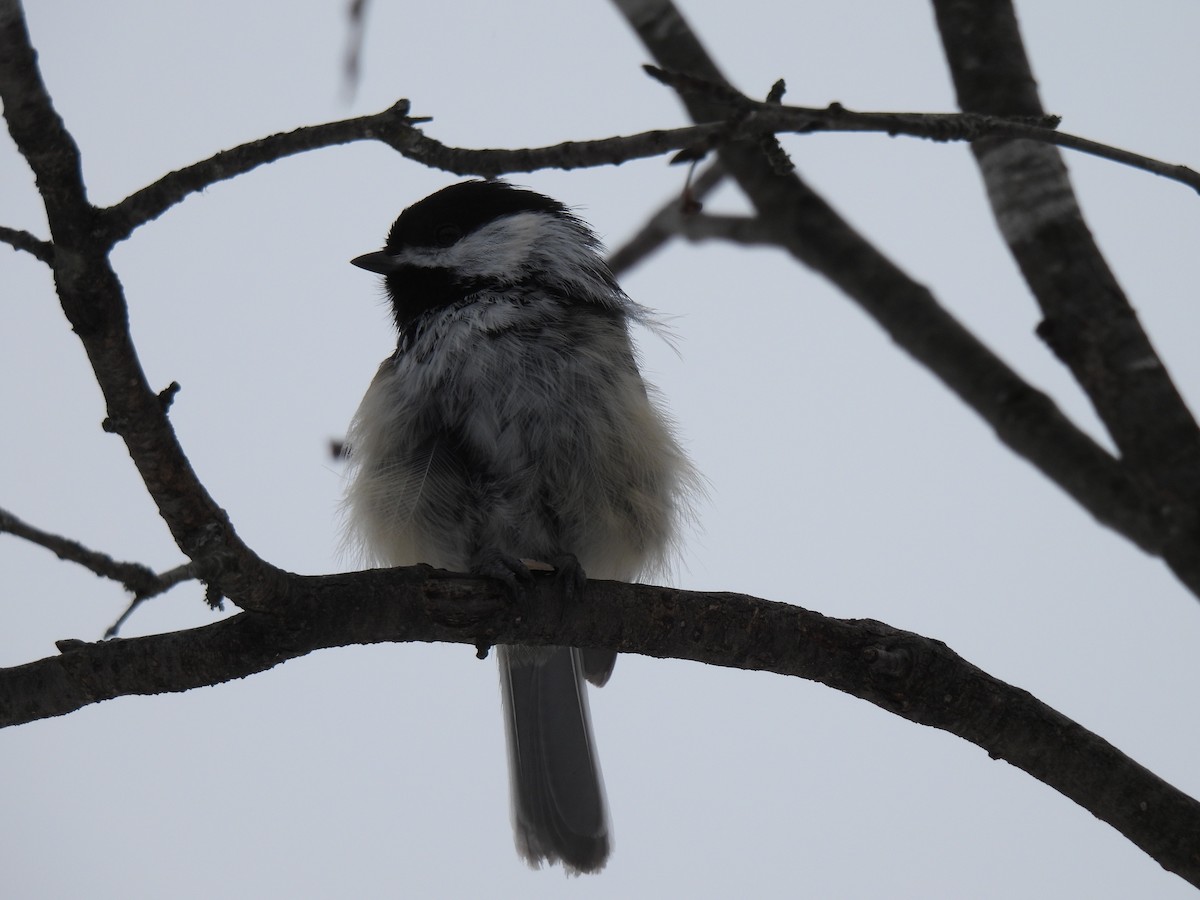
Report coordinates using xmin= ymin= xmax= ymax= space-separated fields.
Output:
xmin=675 ymin=211 xmax=779 ymax=248
xmin=643 ymin=64 xmax=1200 ymax=193
xmin=2 ymin=565 xmax=1198 ymax=885
xmin=0 ymin=0 xmax=286 ymax=611
xmin=610 ymin=0 xmax=1182 ymax=588
xmin=0 ymin=223 xmax=52 ymax=262
xmin=94 ymin=90 xmax=1198 ymax=248
xmin=103 ymin=100 xmax=430 ymax=244
xmin=931 ymin=0 xmax=1200 ymax=595
xmin=0 ymin=505 xmax=193 ymax=603
xmin=606 ymin=160 xmax=726 ymax=276
xmin=102 ymin=561 xmax=199 ymax=638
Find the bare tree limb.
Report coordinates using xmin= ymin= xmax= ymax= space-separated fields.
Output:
xmin=102 ymin=100 xmax=430 ymax=244
xmin=103 ymin=561 xmax=198 ymax=638
xmin=644 ymin=64 xmax=1200 ymax=193
xmin=931 ymin=0 xmax=1200 ymax=592
xmin=675 ymin=212 xmax=779 ymax=248
xmin=610 ymin=0 xmax=1184 ymax=591
xmin=2 ymin=565 xmax=1198 ymax=886
xmin=0 ymin=0 xmax=286 ymax=611
xmin=0 ymin=223 xmax=52 ymax=262
xmin=99 ymin=97 xmax=1199 ymax=253
xmin=0 ymin=505 xmax=194 ymax=605
xmin=101 ymin=104 xmax=742 ymax=245
xmin=1019 ymin=126 xmax=1200 ymax=194
xmin=607 ymin=161 xmax=725 ymax=276
xmin=342 ymin=0 xmax=370 ymax=102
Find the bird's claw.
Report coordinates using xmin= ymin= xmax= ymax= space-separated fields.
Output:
xmin=549 ymin=553 xmax=586 ymax=604
xmin=472 ymin=549 xmax=533 ymax=600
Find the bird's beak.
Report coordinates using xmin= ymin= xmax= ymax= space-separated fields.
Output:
xmin=351 ymin=251 xmax=400 ymax=274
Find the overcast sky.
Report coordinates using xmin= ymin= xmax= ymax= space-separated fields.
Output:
xmin=3 ymin=1 xmax=1200 ymax=897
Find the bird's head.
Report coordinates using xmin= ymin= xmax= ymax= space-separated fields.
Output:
xmin=352 ymin=180 xmax=623 ymax=331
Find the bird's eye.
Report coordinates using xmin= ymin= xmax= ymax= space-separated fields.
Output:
xmin=434 ymin=224 xmax=462 ymax=247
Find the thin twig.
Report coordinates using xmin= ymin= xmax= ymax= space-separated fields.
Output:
xmin=342 ymin=0 xmax=370 ymax=102
xmin=607 ymin=161 xmax=726 ymax=276
xmin=104 ymin=562 xmax=198 ymax=638
xmin=641 ymin=64 xmax=1200 ymax=193
xmin=1 ymin=506 xmax=160 ymax=594
xmin=96 ymin=93 xmax=1199 ymax=249
xmin=0 ymin=506 xmax=197 ymax=627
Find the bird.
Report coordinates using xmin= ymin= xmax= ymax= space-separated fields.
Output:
xmin=343 ymin=179 xmax=695 ymax=874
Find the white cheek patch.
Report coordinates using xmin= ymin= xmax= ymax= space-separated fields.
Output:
xmin=382 ymin=209 xmax=629 ymax=318
xmin=383 ymin=212 xmax=547 ymax=279
xmin=451 ymin=213 xmax=544 ymax=278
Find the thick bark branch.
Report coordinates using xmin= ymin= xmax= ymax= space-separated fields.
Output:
xmin=0 ymin=1 xmax=284 ymax=610
xmin=2 ymin=565 xmax=1198 ymax=885
xmin=931 ymin=0 xmax=1200 ymax=592
xmin=610 ymin=0 xmax=1180 ymax=585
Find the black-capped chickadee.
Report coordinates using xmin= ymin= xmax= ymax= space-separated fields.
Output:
xmin=344 ymin=180 xmax=695 ymax=874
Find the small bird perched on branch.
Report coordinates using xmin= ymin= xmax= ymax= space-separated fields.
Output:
xmin=344 ymin=179 xmax=695 ymax=874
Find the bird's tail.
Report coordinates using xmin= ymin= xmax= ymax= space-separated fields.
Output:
xmin=498 ymin=645 xmax=610 ymax=874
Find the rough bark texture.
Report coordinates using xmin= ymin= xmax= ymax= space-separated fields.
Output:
xmin=932 ymin=0 xmax=1200 ymax=592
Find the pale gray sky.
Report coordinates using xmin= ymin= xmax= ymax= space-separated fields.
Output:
xmin=3 ymin=2 xmax=1199 ymax=897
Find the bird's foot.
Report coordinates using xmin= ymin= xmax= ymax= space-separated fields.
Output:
xmin=549 ymin=553 xmax=586 ymax=604
xmin=472 ymin=549 xmax=533 ymax=599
